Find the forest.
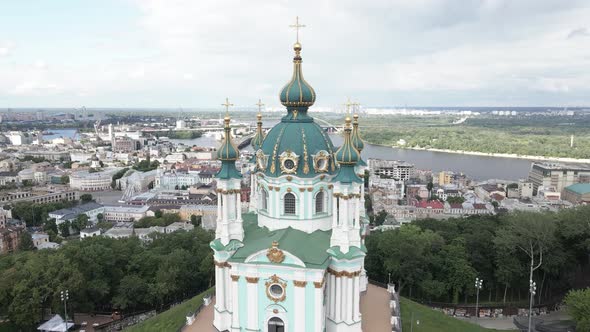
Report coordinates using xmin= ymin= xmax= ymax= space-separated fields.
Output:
xmin=357 ymin=114 xmax=590 ymax=159
xmin=0 ymin=228 xmax=214 ymax=329
xmin=366 ymin=206 xmax=590 ymax=307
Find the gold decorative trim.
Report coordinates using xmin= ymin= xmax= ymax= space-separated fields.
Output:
xmin=270 ymin=127 xmax=286 ymax=174
xmin=287 ymin=187 xmax=292 ymax=193
xmin=299 ymin=187 xmax=306 ymax=192
xmin=301 ymin=129 xmax=310 ymax=174
xmin=279 ymin=150 xmax=299 ymax=174
xmin=266 ymin=241 xmax=285 ymax=263
xmin=268 ymin=185 xmax=274 ymax=190
xmin=265 ymin=274 xmax=287 ymax=303
xmin=231 ymin=275 xmax=240 ymax=282
xmin=307 ymin=187 xmax=313 ymax=192
xmin=286 ymin=176 xmax=292 ymax=181
xmin=313 ymin=150 xmax=330 ymax=173
xmin=293 ymin=280 xmax=307 ymax=287
xmin=327 ymin=267 xmax=361 ymax=278
xmin=246 ymin=277 xmax=259 ymax=283
xmin=328 ymin=184 xmax=334 ymax=189
xmin=320 ymin=175 xmax=325 ymax=180
xmin=256 ymin=150 xmax=267 ymax=171
xmin=314 ymin=279 xmax=325 ymax=288
xmin=274 ymin=187 xmax=280 ymax=192
xmin=213 ymin=260 xmax=231 ymax=268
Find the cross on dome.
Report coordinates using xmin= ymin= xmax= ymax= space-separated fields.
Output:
xmin=289 ymin=16 xmax=306 ymax=43
xmin=222 ymin=97 xmax=234 ymax=118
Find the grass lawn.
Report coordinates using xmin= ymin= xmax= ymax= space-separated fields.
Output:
xmin=400 ymin=298 xmax=518 ymax=332
xmin=126 ymin=287 xmax=214 ymax=332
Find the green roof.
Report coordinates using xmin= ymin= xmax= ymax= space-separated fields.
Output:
xmin=227 ymin=213 xmax=332 ymax=269
xmin=565 ymin=183 xmax=590 ymax=194
xmin=216 ymin=161 xmax=242 ymax=180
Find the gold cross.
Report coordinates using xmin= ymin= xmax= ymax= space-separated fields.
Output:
xmin=222 ymin=97 xmax=233 ymax=116
xmin=344 ymin=97 xmax=353 ymax=114
xmin=255 ymin=98 xmax=265 ymax=113
xmin=289 ymin=16 xmax=306 ymax=43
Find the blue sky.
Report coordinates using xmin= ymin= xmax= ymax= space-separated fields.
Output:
xmin=1 ymin=0 xmax=589 ymax=108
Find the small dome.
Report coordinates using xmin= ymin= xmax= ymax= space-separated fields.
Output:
xmin=279 ymin=43 xmax=316 ymax=108
xmin=251 ymin=113 xmax=265 ymax=151
xmin=217 ymin=117 xmax=239 ymax=161
xmin=335 ymin=117 xmax=360 ymax=165
xmin=351 ymin=114 xmax=364 ymax=152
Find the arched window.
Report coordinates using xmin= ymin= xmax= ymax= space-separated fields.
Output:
xmin=315 ymin=191 xmax=324 ymax=214
xmin=284 ymin=193 xmax=296 ymax=215
xmin=261 ymin=188 xmax=269 ymax=210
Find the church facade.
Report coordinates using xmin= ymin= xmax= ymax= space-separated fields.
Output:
xmin=211 ymin=31 xmax=369 ymax=332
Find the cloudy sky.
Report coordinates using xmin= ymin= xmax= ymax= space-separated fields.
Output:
xmin=0 ymin=0 xmax=589 ymax=108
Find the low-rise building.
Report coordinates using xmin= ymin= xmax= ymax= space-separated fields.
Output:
xmin=103 ymin=205 xmax=149 ymax=222
xmin=562 ymin=183 xmax=590 ymax=204
xmin=80 ymin=227 xmax=102 ymax=238
xmin=70 ymin=168 xmax=120 ymax=191
xmin=31 ymin=232 xmax=50 ymax=248
xmin=0 ymin=188 xmax=79 ymax=205
xmin=48 ymin=202 xmax=104 ymax=224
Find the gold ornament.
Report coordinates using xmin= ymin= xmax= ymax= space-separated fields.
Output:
xmin=265 ymin=274 xmax=287 ymax=303
xmin=266 ymin=241 xmax=285 ymax=263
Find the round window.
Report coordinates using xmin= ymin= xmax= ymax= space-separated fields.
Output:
xmin=317 ymin=158 xmax=327 ymax=170
xmin=284 ymin=159 xmax=295 ymax=170
xmin=269 ymin=284 xmax=284 ymax=298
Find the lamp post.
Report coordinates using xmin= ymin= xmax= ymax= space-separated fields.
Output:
xmin=528 ymin=280 xmax=536 ymax=332
xmin=475 ymin=278 xmax=483 ymax=320
xmin=60 ymin=290 xmax=69 ymax=332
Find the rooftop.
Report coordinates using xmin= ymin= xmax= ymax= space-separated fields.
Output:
xmin=564 ymin=183 xmax=590 ymax=194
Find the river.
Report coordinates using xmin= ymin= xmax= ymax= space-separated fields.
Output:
xmin=171 ymin=133 xmax=534 ymax=181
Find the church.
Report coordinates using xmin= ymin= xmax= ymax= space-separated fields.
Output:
xmin=211 ymin=20 xmax=370 ymax=332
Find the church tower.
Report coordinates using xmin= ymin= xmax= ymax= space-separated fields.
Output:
xmin=210 ymin=17 xmax=367 ymax=332
xmin=249 ymin=100 xmax=265 ymax=213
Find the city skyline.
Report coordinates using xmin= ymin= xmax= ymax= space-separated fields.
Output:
xmin=1 ymin=0 xmax=590 ymax=108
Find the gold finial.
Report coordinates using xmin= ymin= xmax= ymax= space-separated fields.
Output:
xmin=271 ymin=240 xmax=279 ymax=248
xmin=289 ymin=16 xmax=306 ymax=44
xmin=344 ymin=97 xmax=353 ymax=115
xmin=256 ymin=98 xmax=265 ymax=119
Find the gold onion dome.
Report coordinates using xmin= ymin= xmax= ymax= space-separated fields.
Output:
xmin=279 ymin=42 xmax=316 ymax=108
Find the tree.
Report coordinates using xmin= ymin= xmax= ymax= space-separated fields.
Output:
xmin=154 ymin=210 xmax=163 ymax=218
xmin=190 ymin=215 xmax=201 ymax=227
xmin=72 ymin=214 xmax=90 ymax=232
xmin=59 ymin=221 xmax=71 ymax=237
xmin=426 ymin=181 xmax=434 ymax=198
xmin=441 ymin=238 xmax=477 ymax=304
xmin=18 ymin=231 xmax=35 ymax=251
xmin=565 ymin=288 xmax=590 ymax=332
xmin=60 ymin=175 xmax=70 ymax=184
xmin=80 ymin=193 xmax=93 ymax=203
xmin=97 ymin=213 xmax=104 ymax=222
xmin=374 ymin=210 xmax=388 ymax=226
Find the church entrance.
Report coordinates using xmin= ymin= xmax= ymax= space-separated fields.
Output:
xmin=268 ymin=317 xmax=285 ymax=332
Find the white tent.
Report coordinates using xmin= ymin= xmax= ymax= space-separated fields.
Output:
xmin=37 ymin=314 xmax=74 ymax=332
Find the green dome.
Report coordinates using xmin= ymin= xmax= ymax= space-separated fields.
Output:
xmin=217 ymin=117 xmax=239 ymax=161
xmin=335 ymin=118 xmax=360 ymax=165
xmin=351 ymin=114 xmax=365 ymax=152
xmin=216 ymin=116 xmax=241 ymax=180
xmin=279 ymin=43 xmax=316 ymax=108
xmin=259 ymin=119 xmax=336 ymax=178
xmin=251 ymin=113 xmax=265 ymax=151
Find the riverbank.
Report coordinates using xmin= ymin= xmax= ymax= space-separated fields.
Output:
xmin=391 ymin=146 xmax=590 ymax=164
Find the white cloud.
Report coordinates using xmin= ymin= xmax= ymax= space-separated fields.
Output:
xmin=1 ymin=0 xmax=590 ymax=106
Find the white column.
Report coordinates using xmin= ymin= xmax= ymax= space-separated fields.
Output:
xmin=225 ymin=267 xmax=231 ymax=313
xmin=342 ymin=199 xmax=349 ymax=230
xmin=353 ymin=275 xmax=361 ymax=322
xmin=231 ymin=277 xmax=240 ymax=330
xmin=314 ymin=283 xmax=324 ymax=332
xmin=247 ymin=278 xmax=259 ymax=330
xmin=355 ymin=197 xmax=360 ymax=229
xmin=332 ymin=196 xmax=338 ymax=227
xmin=345 ymin=276 xmax=353 ymax=323
xmin=329 ymin=274 xmax=336 ymax=318
xmin=299 ymin=190 xmax=305 ymax=220
xmin=236 ymin=192 xmax=242 ymax=221
xmin=223 ymin=194 xmax=229 ymax=221
xmin=294 ymin=282 xmax=306 ymax=331
xmin=215 ymin=266 xmax=225 ymax=310
xmin=335 ymin=276 xmax=342 ymax=322
xmin=218 ymin=194 xmax=222 ymax=219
